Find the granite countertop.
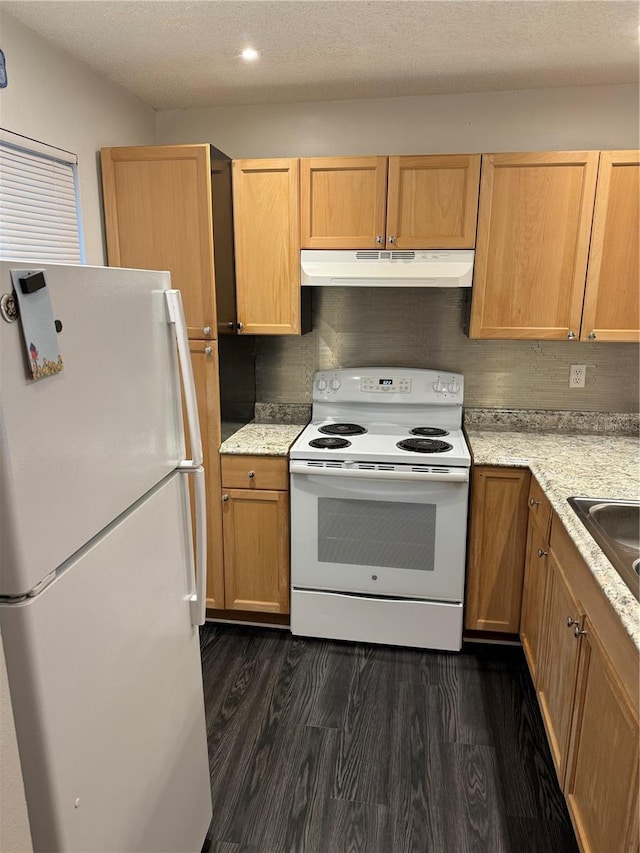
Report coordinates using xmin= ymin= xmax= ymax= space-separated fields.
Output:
xmin=466 ymin=428 xmax=640 ymax=649
xmin=219 ymin=423 xmax=306 ymax=456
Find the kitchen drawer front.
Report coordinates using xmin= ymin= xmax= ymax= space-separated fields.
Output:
xmin=528 ymin=476 xmax=552 ymax=538
xmin=221 ymin=455 xmax=289 ymax=490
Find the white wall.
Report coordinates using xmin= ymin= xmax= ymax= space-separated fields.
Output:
xmin=155 ymin=83 xmax=639 ymax=157
xmin=0 ymin=11 xmax=156 ymax=264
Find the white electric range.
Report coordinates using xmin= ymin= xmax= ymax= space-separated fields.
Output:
xmin=289 ymin=367 xmax=471 ymax=652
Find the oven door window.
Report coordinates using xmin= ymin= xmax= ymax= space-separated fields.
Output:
xmin=290 ymin=472 xmax=467 ymax=601
xmin=318 ymin=497 xmax=436 ymax=572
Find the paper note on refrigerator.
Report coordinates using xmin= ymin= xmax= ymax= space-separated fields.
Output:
xmin=10 ymin=269 xmax=63 ymax=380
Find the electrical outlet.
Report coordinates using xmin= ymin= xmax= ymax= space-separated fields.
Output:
xmin=570 ymin=364 xmax=586 ymax=388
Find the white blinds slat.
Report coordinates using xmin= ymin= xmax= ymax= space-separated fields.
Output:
xmin=0 ymin=141 xmax=83 ymax=264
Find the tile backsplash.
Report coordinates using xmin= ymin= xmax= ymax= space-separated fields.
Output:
xmin=255 ymin=288 xmax=639 ymax=412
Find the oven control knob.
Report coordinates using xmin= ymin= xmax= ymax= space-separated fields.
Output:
xmin=329 ymin=377 xmax=341 ymax=391
xmin=316 ymin=377 xmax=328 ymax=391
xmin=432 ymin=377 xmax=444 ymax=394
xmin=447 ymin=380 xmax=461 ymax=394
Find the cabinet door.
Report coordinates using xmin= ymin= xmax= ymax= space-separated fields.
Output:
xmin=465 ymin=467 xmax=530 ymax=633
xmin=386 ymin=155 xmax=480 ymax=248
xmin=537 ymin=550 xmax=583 ymax=784
xmin=232 ymin=159 xmax=302 ymax=335
xmin=210 ymin=158 xmax=237 ymax=336
xmin=581 ymin=150 xmax=640 ymax=343
xmin=186 ymin=341 xmax=225 ymax=609
xmin=300 ymin=156 xmax=388 ymax=248
xmin=565 ymin=619 xmax=639 ymax=853
xmin=469 ymin=151 xmax=599 ymax=340
xmin=520 ymin=520 xmax=549 ymax=686
xmin=222 ymin=489 xmax=289 ymax=614
xmin=101 ymin=145 xmax=217 ymax=340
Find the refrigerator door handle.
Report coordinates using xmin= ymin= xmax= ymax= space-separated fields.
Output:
xmin=178 ymin=463 xmax=207 ymax=626
xmin=165 ymin=289 xmax=203 ymax=468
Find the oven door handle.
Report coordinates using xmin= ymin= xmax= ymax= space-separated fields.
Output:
xmin=289 ymin=463 xmax=468 ymax=483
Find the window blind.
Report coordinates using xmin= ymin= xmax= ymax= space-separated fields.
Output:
xmin=0 ymin=136 xmax=84 ymax=264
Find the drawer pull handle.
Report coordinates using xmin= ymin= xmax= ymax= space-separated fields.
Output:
xmin=529 ymin=498 xmax=540 ymax=507
xmin=537 ymin=548 xmax=548 ymax=558
xmin=573 ymin=625 xmax=587 ymax=639
xmin=566 ymin=616 xmax=579 ymax=628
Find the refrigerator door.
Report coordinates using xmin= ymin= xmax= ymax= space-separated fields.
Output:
xmin=0 ymin=471 xmax=212 ymax=853
xmin=0 ymin=262 xmax=185 ymax=596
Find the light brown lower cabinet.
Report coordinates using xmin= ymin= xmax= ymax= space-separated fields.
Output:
xmin=465 ymin=466 xmax=530 ymax=632
xmin=467 ymin=466 xmax=639 ymax=851
xmin=220 ymin=455 xmax=290 ymax=614
xmin=187 ymin=340 xmax=225 ymax=609
xmin=565 ymin=617 xmax=640 ymax=853
xmin=520 ymin=523 xmax=549 ymax=683
xmin=520 ymin=476 xmax=552 ymax=684
xmin=535 ymin=515 xmax=639 ymax=853
xmin=536 ymin=549 xmax=583 ymax=781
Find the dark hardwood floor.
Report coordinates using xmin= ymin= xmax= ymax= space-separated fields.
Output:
xmin=200 ymin=625 xmax=578 ymax=853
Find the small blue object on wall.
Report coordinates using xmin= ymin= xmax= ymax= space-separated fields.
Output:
xmin=0 ymin=49 xmax=7 ymax=88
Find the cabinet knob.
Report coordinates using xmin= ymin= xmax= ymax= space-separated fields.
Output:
xmin=567 ymin=331 xmax=576 ymax=340
xmin=566 ymin=616 xmax=579 ymax=628
xmin=588 ymin=331 xmax=597 ymax=340
xmin=529 ymin=498 xmax=540 ymax=507
xmin=204 ymin=346 xmax=213 ymax=356
xmin=248 ymin=470 xmax=255 ymax=479
xmin=388 ymin=236 xmax=396 ymax=245
xmin=537 ymin=548 xmax=548 ymax=558
xmin=227 ymin=321 xmax=235 ymax=329
xmin=375 ymin=235 xmax=383 ymax=245
xmin=237 ymin=321 xmax=244 ymax=332
xmin=203 ymin=326 xmax=212 ymax=336
xmin=222 ymin=494 xmax=229 ymax=502
xmin=573 ymin=625 xmax=587 ymax=639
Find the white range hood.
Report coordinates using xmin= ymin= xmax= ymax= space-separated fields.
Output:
xmin=301 ymin=249 xmax=474 ymax=288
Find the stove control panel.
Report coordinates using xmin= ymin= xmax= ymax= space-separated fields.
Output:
xmin=312 ymin=368 xmax=464 ymax=406
xmin=360 ymin=376 xmax=412 ymax=393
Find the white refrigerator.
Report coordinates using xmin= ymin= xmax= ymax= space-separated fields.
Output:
xmin=0 ymin=261 xmax=212 ymax=852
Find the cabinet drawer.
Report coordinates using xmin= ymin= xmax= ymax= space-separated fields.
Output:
xmin=528 ymin=476 xmax=552 ymax=538
xmin=221 ymin=455 xmax=289 ymax=490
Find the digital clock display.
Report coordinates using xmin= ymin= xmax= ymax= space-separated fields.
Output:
xmin=379 ymin=379 xmax=393 ymax=386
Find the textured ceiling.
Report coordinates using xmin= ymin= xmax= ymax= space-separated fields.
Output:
xmin=3 ymin=0 xmax=639 ymax=110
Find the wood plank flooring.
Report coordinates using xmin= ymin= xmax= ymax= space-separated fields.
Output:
xmin=200 ymin=625 xmax=578 ymax=853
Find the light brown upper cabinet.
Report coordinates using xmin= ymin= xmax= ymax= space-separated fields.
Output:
xmin=300 ymin=154 xmax=481 ymax=249
xmin=581 ymin=150 xmax=640 ymax=343
xmin=100 ymin=144 xmax=235 ymax=339
xmin=232 ymin=159 xmax=309 ymax=335
xmin=470 ymin=151 xmax=600 ymax=340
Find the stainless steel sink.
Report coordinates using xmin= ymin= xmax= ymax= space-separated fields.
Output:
xmin=568 ymin=498 xmax=640 ymax=601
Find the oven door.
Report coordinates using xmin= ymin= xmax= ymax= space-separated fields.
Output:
xmin=290 ymin=466 xmax=468 ymax=601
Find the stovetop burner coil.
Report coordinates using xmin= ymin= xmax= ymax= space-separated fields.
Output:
xmin=396 ymin=438 xmax=453 ymax=453
xmin=410 ymin=427 xmax=450 ymax=437
xmin=318 ymin=423 xmax=367 ymax=436
xmin=309 ymin=437 xmax=352 ymax=449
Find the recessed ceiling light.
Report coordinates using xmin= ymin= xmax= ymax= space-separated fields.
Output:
xmin=241 ymin=48 xmax=260 ymax=62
